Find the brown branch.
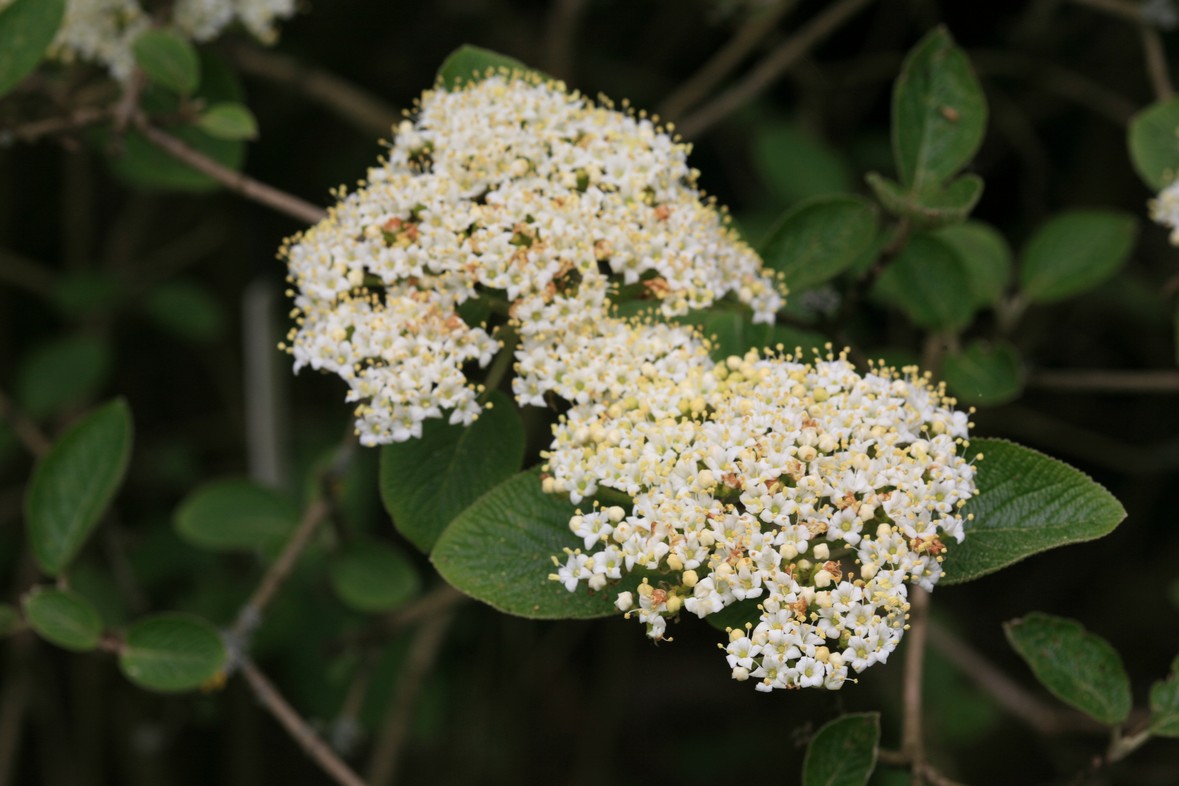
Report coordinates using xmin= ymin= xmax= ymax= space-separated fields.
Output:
xmin=0 ymin=107 xmax=112 ymax=145
xmin=132 ymin=114 xmax=328 ymax=225
xmin=0 ymin=388 xmax=51 ymax=458
xmin=1141 ymin=26 xmax=1175 ymax=101
xmin=902 ymin=587 xmax=930 ymax=782
xmin=239 ymin=658 xmax=368 ymax=786
xmin=675 ymin=0 xmax=876 ymax=139
xmin=658 ymin=0 xmax=799 ymax=121
xmin=1028 ymin=369 xmax=1179 ymax=394
xmin=331 ymin=584 xmax=467 ymax=653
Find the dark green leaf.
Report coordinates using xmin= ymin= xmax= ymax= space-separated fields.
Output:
xmin=866 ymin=172 xmax=983 ymax=228
xmin=174 ymin=478 xmax=298 ymax=552
xmin=25 ymin=399 xmax=133 ymax=576
xmin=872 ymin=231 xmax=975 ymax=331
xmin=0 ymin=0 xmax=65 ymax=97
xmin=22 ymin=586 xmax=103 ymax=652
xmin=941 ymin=439 xmax=1126 ymax=584
xmin=759 ymin=195 xmax=878 ymax=292
xmin=0 ymin=603 xmax=20 ymax=637
xmin=754 ymin=122 xmax=855 ymax=206
xmin=132 ymin=29 xmax=200 ymax=95
xmin=932 ymin=221 xmax=1012 ymax=308
xmin=893 ymin=26 xmax=987 ymax=189
xmin=118 ymin=613 xmax=226 ymax=693
xmin=50 ymin=271 xmax=124 ymax=318
xmin=328 ymin=540 xmax=421 ymax=613
xmin=802 ymin=712 xmax=880 ymax=786
xmin=1005 ymin=612 xmax=1131 ymax=725
xmin=15 ymin=334 xmax=112 ymax=419
xmin=196 ymin=102 xmax=259 ymax=140
xmin=695 ymin=311 xmax=826 ymax=360
xmin=436 ymin=45 xmax=538 ymax=90
xmin=380 ymin=389 xmax=525 ymax=553
xmin=1128 ymin=97 xmax=1179 ymax=190
xmin=432 ymin=471 xmax=647 ymax=619
xmin=1151 ymin=667 xmax=1179 ymax=737
xmin=142 ymin=280 xmax=227 ymax=343
xmin=1020 ymin=211 xmax=1137 ymax=304
xmin=941 ymin=340 xmax=1023 ymax=405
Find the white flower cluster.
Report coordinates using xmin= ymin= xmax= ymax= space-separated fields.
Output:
xmin=546 ymin=350 xmax=978 ymax=691
xmin=48 ymin=0 xmax=299 ymax=81
xmin=1149 ymin=177 xmax=1179 ymax=245
xmin=283 ymin=73 xmax=782 ymax=445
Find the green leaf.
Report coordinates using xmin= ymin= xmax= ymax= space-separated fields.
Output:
xmin=941 ymin=439 xmax=1126 ymax=585
xmin=932 ymin=221 xmax=1012 ymax=308
xmin=141 ymin=280 xmax=227 ymax=343
xmin=380 ymin=389 xmax=525 ymax=553
xmin=1019 ymin=211 xmax=1137 ymax=304
xmin=436 ymin=45 xmax=538 ymax=90
xmin=802 ymin=712 xmax=880 ymax=786
xmin=50 ymin=271 xmax=124 ymax=318
xmin=119 ymin=613 xmax=226 ymax=693
xmin=1151 ymin=667 xmax=1179 ymax=737
xmin=872 ymin=231 xmax=975 ymax=331
xmin=0 ymin=603 xmax=20 ymax=637
xmin=754 ymin=122 xmax=855 ymax=206
xmin=1128 ymin=97 xmax=1179 ymax=190
xmin=132 ymin=29 xmax=200 ymax=95
xmin=866 ymin=172 xmax=983 ymax=228
xmin=174 ymin=478 xmax=298 ymax=552
xmin=328 ymin=540 xmax=421 ymax=613
xmin=941 ymin=340 xmax=1023 ymax=406
xmin=758 ymin=195 xmax=878 ymax=292
xmin=0 ymin=0 xmax=65 ymax=97
xmin=892 ymin=26 xmax=987 ymax=190
xmin=432 ymin=471 xmax=647 ymax=619
xmin=1005 ymin=612 xmax=1131 ymax=726
xmin=21 ymin=586 xmax=103 ymax=652
xmin=25 ymin=399 xmax=134 ymax=576
xmin=196 ymin=102 xmax=259 ymax=141
xmin=694 ymin=311 xmax=826 ymax=360
xmin=15 ymin=334 xmax=112 ymax=419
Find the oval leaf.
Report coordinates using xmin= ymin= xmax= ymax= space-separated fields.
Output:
xmin=196 ymin=102 xmax=259 ymax=141
xmin=132 ymin=29 xmax=200 ymax=95
xmin=0 ymin=0 xmax=65 ymax=97
xmin=754 ymin=122 xmax=855 ymax=206
xmin=941 ymin=439 xmax=1126 ymax=585
xmin=759 ymin=195 xmax=878 ymax=292
xmin=141 ymin=280 xmax=227 ymax=343
xmin=380 ymin=389 xmax=525 ymax=553
xmin=22 ymin=586 xmax=103 ymax=652
xmin=867 ymin=172 xmax=983 ymax=228
xmin=893 ymin=26 xmax=987 ymax=189
xmin=16 ymin=334 xmax=112 ymax=419
xmin=1005 ymin=612 xmax=1131 ymax=726
xmin=436 ymin=45 xmax=538 ymax=90
xmin=25 ymin=399 xmax=133 ymax=576
xmin=328 ymin=540 xmax=421 ymax=613
xmin=431 ymin=471 xmax=646 ymax=619
xmin=1128 ymin=97 xmax=1179 ymax=190
xmin=1020 ymin=211 xmax=1138 ymax=304
xmin=932 ymin=220 xmax=1012 ymax=308
xmin=872 ymin=231 xmax=976 ymax=330
xmin=941 ymin=340 xmax=1023 ymax=406
xmin=802 ymin=712 xmax=880 ymax=786
xmin=118 ymin=613 xmax=226 ymax=693
xmin=1151 ymin=667 xmax=1179 ymax=737
xmin=174 ymin=478 xmax=298 ymax=552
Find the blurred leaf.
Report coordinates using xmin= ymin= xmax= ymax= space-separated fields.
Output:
xmin=941 ymin=439 xmax=1126 ymax=585
xmin=802 ymin=712 xmax=880 ymax=786
xmin=197 ymin=102 xmax=259 ymax=140
xmin=432 ymin=470 xmax=647 ymax=619
xmin=866 ymin=172 xmax=983 ymax=228
xmin=1151 ymin=666 xmax=1179 ymax=737
xmin=1128 ymin=96 xmax=1179 ymax=190
xmin=328 ymin=540 xmax=421 ymax=613
xmin=118 ymin=613 xmax=226 ymax=693
xmin=142 ymin=280 xmax=227 ymax=343
xmin=50 ymin=270 xmax=124 ymax=318
xmin=0 ymin=0 xmax=65 ymax=97
xmin=132 ymin=29 xmax=200 ymax=95
xmin=893 ymin=26 xmax=987 ymax=190
xmin=695 ymin=311 xmax=825 ymax=360
xmin=1019 ymin=211 xmax=1137 ymax=304
xmin=25 ymin=399 xmax=133 ymax=576
xmin=0 ymin=603 xmax=20 ymax=637
xmin=380 ymin=389 xmax=525 ymax=553
xmin=15 ymin=334 xmax=112 ymax=419
xmin=754 ymin=122 xmax=854 ymax=206
xmin=941 ymin=340 xmax=1023 ymax=405
xmin=872 ymin=231 xmax=975 ymax=331
xmin=175 ymin=478 xmax=298 ymax=552
xmin=436 ymin=45 xmax=537 ymax=89
xmin=932 ymin=221 xmax=1012 ymax=308
xmin=1005 ymin=612 xmax=1131 ymax=725
xmin=22 ymin=586 xmax=103 ymax=652
xmin=759 ymin=195 xmax=878 ymax=292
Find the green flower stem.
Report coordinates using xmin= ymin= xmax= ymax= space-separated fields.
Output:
xmin=480 ymin=325 xmax=519 ymax=396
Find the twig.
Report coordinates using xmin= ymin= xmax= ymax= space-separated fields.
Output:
xmin=541 ymin=0 xmax=590 ymax=80
xmin=1028 ymin=369 xmax=1179 ymax=394
xmin=238 ymin=658 xmax=368 ymax=786
xmin=0 ymin=388 xmax=51 ymax=458
xmin=132 ymin=115 xmax=328 ymax=225
xmin=366 ymin=613 xmax=455 ymax=786
xmin=331 ymin=584 xmax=467 ymax=653
xmin=1068 ymin=0 xmax=1143 ymax=23
xmin=113 ymin=70 xmax=147 ymax=132
xmin=658 ymin=0 xmax=799 ymax=120
xmin=968 ymin=51 xmax=1136 ymax=126
xmin=902 ymin=587 xmax=930 ymax=783
xmin=675 ymin=0 xmax=876 ymax=139
xmin=1141 ymin=26 xmax=1175 ymax=101
xmin=0 ymin=107 xmax=112 ymax=145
